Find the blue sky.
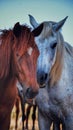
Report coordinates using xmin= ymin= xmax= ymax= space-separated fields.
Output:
xmin=0 ymin=0 xmax=73 ymax=45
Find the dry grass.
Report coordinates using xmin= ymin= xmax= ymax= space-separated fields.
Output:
xmin=10 ymin=104 xmax=39 ymax=130
xmin=9 ymin=103 xmax=62 ymax=130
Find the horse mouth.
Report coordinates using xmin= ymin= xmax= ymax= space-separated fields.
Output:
xmin=39 ymin=83 xmax=46 ymax=88
xmin=37 ymin=78 xmax=46 ymax=88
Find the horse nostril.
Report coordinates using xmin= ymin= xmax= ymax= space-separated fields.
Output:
xmin=45 ymin=73 xmax=48 ymax=80
xmin=37 ymin=71 xmax=48 ymax=85
xmin=40 ymin=75 xmax=44 ymax=81
xmin=40 ymin=73 xmax=48 ymax=81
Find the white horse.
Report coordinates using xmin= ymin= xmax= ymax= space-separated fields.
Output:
xmin=29 ymin=15 xmax=73 ymax=130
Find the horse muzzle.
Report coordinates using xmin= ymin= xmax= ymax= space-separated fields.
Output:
xmin=25 ymin=87 xmax=39 ymax=100
xmin=37 ymin=71 xmax=48 ymax=87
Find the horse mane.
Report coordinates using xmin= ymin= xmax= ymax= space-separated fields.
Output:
xmin=49 ymin=33 xmax=64 ymax=87
xmin=0 ymin=29 xmax=13 ymax=79
xmin=64 ymin=42 xmax=73 ymax=57
xmin=0 ymin=23 xmax=35 ymax=79
xmin=39 ymin=21 xmax=57 ymax=40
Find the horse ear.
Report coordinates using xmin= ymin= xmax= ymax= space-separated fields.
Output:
xmin=32 ymin=23 xmax=43 ymax=37
xmin=28 ymin=14 xmax=39 ymax=28
xmin=13 ymin=22 xmax=21 ymax=37
xmin=53 ymin=16 xmax=68 ymax=32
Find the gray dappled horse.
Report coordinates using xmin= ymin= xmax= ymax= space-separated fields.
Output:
xmin=29 ymin=15 xmax=73 ymax=130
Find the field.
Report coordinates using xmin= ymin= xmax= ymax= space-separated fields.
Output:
xmin=10 ymin=103 xmax=62 ymax=130
xmin=10 ymin=104 xmax=39 ymax=130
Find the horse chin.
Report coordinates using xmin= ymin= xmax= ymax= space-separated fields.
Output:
xmin=25 ymin=98 xmax=36 ymax=105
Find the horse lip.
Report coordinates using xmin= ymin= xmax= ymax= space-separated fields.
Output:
xmin=37 ymin=78 xmax=47 ymax=87
xmin=39 ymin=83 xmax=46 ymax=88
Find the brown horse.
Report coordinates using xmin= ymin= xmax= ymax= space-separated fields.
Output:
xmin=0 ymin=22 xmax=39 ymax=130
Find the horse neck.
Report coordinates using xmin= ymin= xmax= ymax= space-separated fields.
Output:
xmin=0 ymin=57 xmax=17 ymax=89
xmin=57 ymin=46 xmax=73 ymax=89
xmin=0 ymin=73 xmax=17 ymax=88
xmin=63 ymin=44 xmax=73 ymax=70
xmin=0 ymin=30 xmax=17 ymax=90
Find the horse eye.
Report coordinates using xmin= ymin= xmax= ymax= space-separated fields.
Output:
xmin=51 ymin=42 xmax=57 ymax=49
xmin=16 ymin=53 xmax=20 ymax=58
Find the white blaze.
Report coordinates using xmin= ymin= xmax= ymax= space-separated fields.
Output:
xmin=27 ymin=47 xmax=33 ymax=55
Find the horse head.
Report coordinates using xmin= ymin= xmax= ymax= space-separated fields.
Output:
xmin=0 ymin=23 xmax=39 ymax=98
xmin=29 ymin=15 xmax=68 ymax=87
